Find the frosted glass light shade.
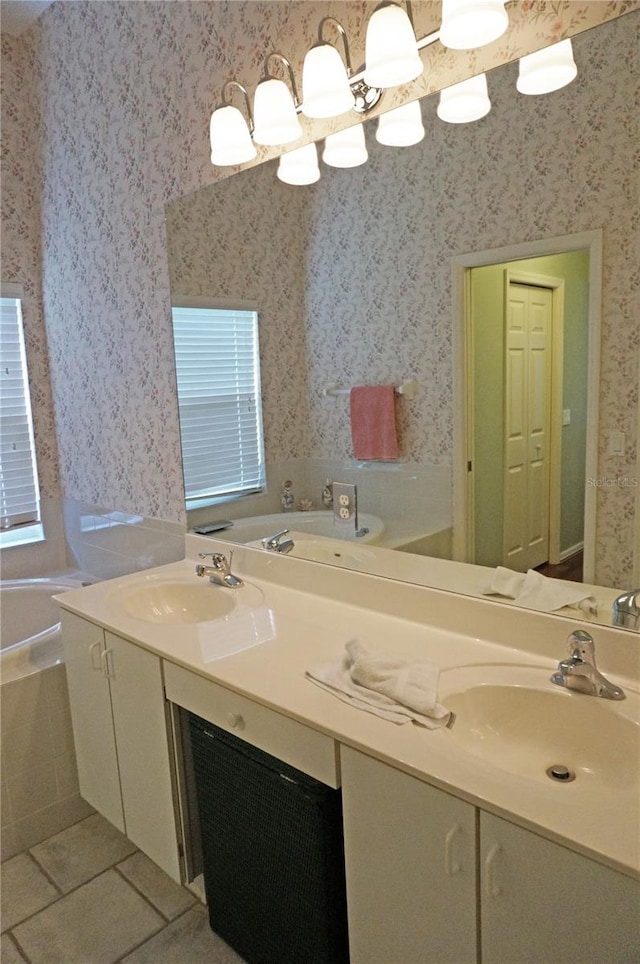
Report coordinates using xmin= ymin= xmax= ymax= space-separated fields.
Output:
xmin=302 ymin=44 xmax=355 ymax=118
xmin=364 ymin=4 xmax=423 ymax=88
xmin=252 ymin=78 xmax=302 ymax=145
xmin=517 ymin=39 xmax=578 ymax=95
xmin=277 ymin=144 xmax=321 ymax=185
xmin=323 ymin=125 xmax=368 ymax=168
xmin=437 ymin=73 xmax=491 ymax=123
xmin=376 ymin=100 xmax=425 ymax=146
xmin=439 ymin=0 xmax=508 ymax=50
xmin=210 ymin=106 xmax=257 ymax=166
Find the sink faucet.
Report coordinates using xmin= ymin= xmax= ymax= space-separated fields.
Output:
xmin=612 ymin=590 xmax=640 ymax=630
xmin=195 ymin=552 xmax=244 ymax=588
xmin=551 ymin=629 xmax=625 ymax=700
xmin=261 ymin=529 xmax=294 ymax=554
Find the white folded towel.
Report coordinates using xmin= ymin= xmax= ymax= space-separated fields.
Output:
xmin=306 ymin=640 xmax=450 ymax=728
xmin=484 ymin=566 xmax=597 ymax=615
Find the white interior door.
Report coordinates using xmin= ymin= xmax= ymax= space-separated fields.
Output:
xmin=503 ymin=282 xmax=553 ymax=570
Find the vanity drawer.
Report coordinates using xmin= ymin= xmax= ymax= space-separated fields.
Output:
xmin=163 ymin=662 xmax=339 ymax=788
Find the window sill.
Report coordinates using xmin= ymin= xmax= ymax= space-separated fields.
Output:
xmin=0 ymin=523 xmax=45 ymax=550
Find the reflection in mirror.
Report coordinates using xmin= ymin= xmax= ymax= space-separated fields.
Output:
xmin=166 ymin=16 xmax=638 ymax=630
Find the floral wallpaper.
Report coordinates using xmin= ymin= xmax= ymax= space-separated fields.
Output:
xmin=1 ymin=1 xmax=637 ymax=587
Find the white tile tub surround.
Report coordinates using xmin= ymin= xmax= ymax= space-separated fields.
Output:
xmin=190 ymin=457 xmax=452 ymax=552
xmin=0 ymin=665 xmax=94 ymax=860
xmin=63 ymin=499 xmax=185 ymax=582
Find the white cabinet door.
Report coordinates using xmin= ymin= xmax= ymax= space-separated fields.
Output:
xmin=62 ymin=613 xmax=181 ymax=882
xmin=341 ymin=746 xmax=477 ymax=964
xmin=61 ymin=612 xmax=124 ymax=831
xmin=107 ymin=633 xmax=181 ymax=882
xmin=481 ymin=812 xmax=640 ymax=964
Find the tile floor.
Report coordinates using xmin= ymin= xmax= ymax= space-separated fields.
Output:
xmin=1 ymin=812 xmax=245 ymax=963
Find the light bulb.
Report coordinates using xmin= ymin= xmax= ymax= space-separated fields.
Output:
xmin=517 ymin=39 xmax=578 ymax=95
xmin=439 ymin=0 xmax=508 ymax=50
xmin=252 ymin=78 xmax=302 ymax=146
xmin=302 ymin=44 xmax=355 ymax=118
xmin=364 ymin=4 xmax=423 ymax=89
xmin=376 ymin=100 xmax=425 ymax=146
xmin=437 ymin=74 xmax=491 ymax=123
xmin=209 ymin=106 xmax=257 ymax=166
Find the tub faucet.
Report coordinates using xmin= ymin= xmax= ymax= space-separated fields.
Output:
xmin=551 ymin=629 xmax=625 ymax=700
xmin=262 ymin=529 xmax=295 ymax=554
xmin=612 ymin=590 xmax=640 ymax=630
xmin=195 ymin=552 xmax=244 ymax=588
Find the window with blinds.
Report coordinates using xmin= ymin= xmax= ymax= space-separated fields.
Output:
xmin=0 ymin=291 xmax=41 ymax=531
xmin=171 ymin=303 xmax=265 ymax=508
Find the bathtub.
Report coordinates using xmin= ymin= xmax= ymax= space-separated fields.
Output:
xmin=0 ymin=577 xmax=84 ymax=683
xmin=210 ymin=510 xmax=384 ymax=546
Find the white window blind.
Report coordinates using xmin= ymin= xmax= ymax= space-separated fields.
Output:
xmin=171 ymin=304 xmax=265 ymax=507
xmin=0 ymin=293 xmax=41 ymax=530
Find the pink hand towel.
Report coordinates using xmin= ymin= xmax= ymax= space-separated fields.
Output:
xmin=350 ymin=385 xmax=399 ymax=460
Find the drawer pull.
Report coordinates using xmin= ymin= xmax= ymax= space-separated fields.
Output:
xmin=444 ymin=824 xmax=462 ymax=877
xmin=485 ymin=844 xmax=502 ymax=898
xmin=227 ymin=712 xmax=245 ymax=730
xmin=89 ymin=641 xmax=102 ymax=671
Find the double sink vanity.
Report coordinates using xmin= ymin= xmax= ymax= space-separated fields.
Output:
xmin=57 ymin=534 xmax=640 ymax=964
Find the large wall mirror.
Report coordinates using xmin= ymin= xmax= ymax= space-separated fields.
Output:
xmin=165 ymin=13 xmax=639 ymax=631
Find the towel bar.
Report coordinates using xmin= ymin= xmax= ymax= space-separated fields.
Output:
xmin=324 ymin=378 xmax=417 ymax=400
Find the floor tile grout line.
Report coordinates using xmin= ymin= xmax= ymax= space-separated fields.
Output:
xmin=24 ymin=848 xmax=65 ymax=897
xmin=2 ymin=845 xmax=141 ymax=935
xmin=111 ymin=861 xmax=174 ymax=925
xmin=113 ymin=903 xmax=207 ymax=964
xmin=6 ymin=926 xmax=33 ymax=964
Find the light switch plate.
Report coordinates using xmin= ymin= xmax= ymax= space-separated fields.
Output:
xmin=609 ymin=432 xmax=625 ymax=456
xmin=562 ymin=409 xmax=571 ymax=426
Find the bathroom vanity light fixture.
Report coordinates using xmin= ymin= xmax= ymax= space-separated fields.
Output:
xmin=437 ymin=73 xmax=492 ymax=123
xmin=376 ymin=100 xmax=425 ymax=146
xmin=516 ymin=39 xmax=578 ymax=95
xmin=364 ymin=2 xmax=424 ymax=88
xmin=323 ymin=125 xmax=369 ymax=168
xmin=439 ymin=0 xmax=508 ymax=50
xmin=209 ymin=82 xmax=256 ymax=166
xmin=252 ymin=53 xmax=303 ymax=146
xmin=277 ymin=143 xmax=321 ymax=185
xmin=302 ymin=18 xmax=356 ymax=119
xmin=209 ymin=2 xmax=578 ymax=172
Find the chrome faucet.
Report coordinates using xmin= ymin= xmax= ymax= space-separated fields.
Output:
xmin=261 ymin=528 xmax=294 ymax=554
xmin=551 ymin=629 xmax=625 ymax=700
xmin=195 ymin=552 xmax=244 ymax=588
xmin=612 ymin=590 xmax=640 ymax=630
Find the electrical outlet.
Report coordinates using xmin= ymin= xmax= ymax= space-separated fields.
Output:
xmin=332 ymin=482 xmax=358 ymax=533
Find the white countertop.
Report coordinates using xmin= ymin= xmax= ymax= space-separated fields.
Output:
xmin=56 ymin=536 xmax=640 ymax=880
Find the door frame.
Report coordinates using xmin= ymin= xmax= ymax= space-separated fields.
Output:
xmin=452 ymin=229 xmax=602 ymax=583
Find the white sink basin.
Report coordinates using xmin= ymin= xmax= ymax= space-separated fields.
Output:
xmin=440 ymin=664 xmax=639 ymax=793
xmin=110 ymin=578 xmax=252 ymax=625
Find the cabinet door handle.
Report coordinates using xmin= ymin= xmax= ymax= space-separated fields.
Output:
xmin=444 ymin=824 xmax=463 ymax=876
xmin=89 ymin=641 xmax=102 ymax=671
xmin=485 ymin=843 xmax=502 ymax=898
xmin=101 ymin=648 xmax=115 ymax=680
xmin=227 ymin=712 xmax=245 ymax=729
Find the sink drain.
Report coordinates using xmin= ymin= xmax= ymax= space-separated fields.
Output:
xmin=546 ymin=764 xmax=576 ymax=783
